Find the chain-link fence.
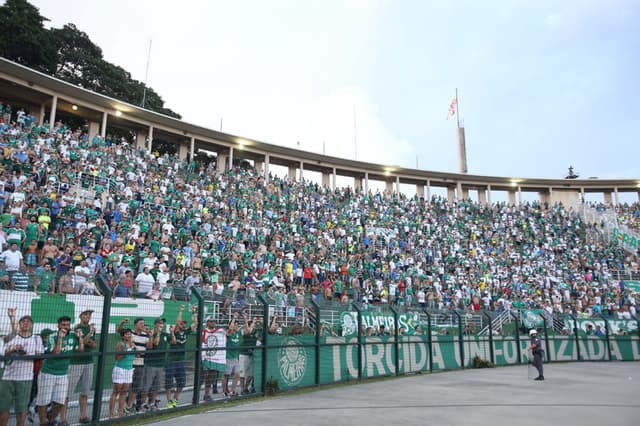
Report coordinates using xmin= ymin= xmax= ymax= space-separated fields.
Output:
xmin=0 ymin=278 xmax=638 ymax=425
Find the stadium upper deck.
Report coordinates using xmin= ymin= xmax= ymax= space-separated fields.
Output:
xmin=0 ymin=57 xmax=638 ymax=208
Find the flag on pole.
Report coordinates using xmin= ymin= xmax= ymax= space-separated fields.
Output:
xmin=447 ymin=97 xmax=458 ymax=120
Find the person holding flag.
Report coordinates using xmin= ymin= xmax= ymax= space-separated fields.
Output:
xmin=201 ymin=317 xmax=226 ymax=401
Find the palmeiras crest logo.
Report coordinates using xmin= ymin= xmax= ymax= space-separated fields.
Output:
xmin=205 ymin=333 xmax=218 ymax=356
xmin=278 ymin=337 xmax=307 ymax=386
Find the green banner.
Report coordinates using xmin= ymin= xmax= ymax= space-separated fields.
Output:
xmin=564 ymin=318 xmax=638 ymax=335
xmin=340 ymin=311 xmax=421 ymax=336
xmin=612 ymin=228 xmax=639 ymax=249
xmin=521 ymin=310 xmax=545 ymax=328
xmin=264 ymin=334 xmax=640 ymax=389
xmin=624 ymin=280 xmax=640 ymax=293
xmin=0 ymin=290 xmax=200 ymax=335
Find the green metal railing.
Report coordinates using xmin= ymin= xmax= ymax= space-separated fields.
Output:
xmin=0 ymin=280 xmax=638 ymax=426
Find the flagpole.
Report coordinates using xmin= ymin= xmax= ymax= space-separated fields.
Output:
xmin=141 ymin=39 xmax=152 ymax=108
xmin=353 ymin=104 xmax=357 ymax=160
xmin=455 ymin=88 xmax=460 ymax=129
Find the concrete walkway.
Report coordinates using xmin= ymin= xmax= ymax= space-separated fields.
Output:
xmin=153 ymin=362 xmax=640 ymax=426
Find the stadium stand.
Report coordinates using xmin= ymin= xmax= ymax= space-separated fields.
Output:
xmin=1 ymin=99 xmax=639 ymax=426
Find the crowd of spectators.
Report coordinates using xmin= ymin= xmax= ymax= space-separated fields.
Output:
xmin=0 ymin=101 xmax=638 ymax=323
xmin=615 ymin=202 xmax=640 ymax=232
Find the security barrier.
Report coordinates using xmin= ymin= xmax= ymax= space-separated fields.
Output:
xmin=0 ymin=277 xmax=638 ymax=425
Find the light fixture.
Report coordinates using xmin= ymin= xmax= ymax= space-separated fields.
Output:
xmin=71 ymin=105 xmax=78 ymax=111
xmin=115 ymin=110 xmax=122 ymax=117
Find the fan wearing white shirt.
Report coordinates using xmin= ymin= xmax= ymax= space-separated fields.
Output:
xmin=135 ymin=267 xmax=156 ymax=298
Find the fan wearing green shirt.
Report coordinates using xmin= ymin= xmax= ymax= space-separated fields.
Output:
xmin=35 ymin=316 xmax=84 ymax=426
xmin=145 ymin=319 xmax=170 ymax=411
xmin=222 ymin=313 xmax=242 ymax=397
xmin=60 ymin=310 xmax=97 ymax=425
xmin=165 ymin=305 xmax=196 ymax=408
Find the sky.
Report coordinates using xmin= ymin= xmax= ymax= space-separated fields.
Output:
xmin=24 ymin=0 xmax=640 ymax=188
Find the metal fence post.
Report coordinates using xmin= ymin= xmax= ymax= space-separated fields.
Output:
xmin=602 ymin=315 xmax=612 ymax=361
xmin=390 ymin=306 xmax=400 ymax=376
xmin=453 ymin=311 xmax=464 ymax=369
xmin=258 ymin=293 xmax=270 ymax=392
xmin=422 ymin=310 xmax=433 ymax=373
xmin=352 ymin=302 xmax=363 ymax=380
xmin=569 ymin=314 xmax=581 ymax=361
xmin=482 ymin=312 xmax=495 ymax=364
xmin=191 ymin=288 xmax=204 ymax=405
xmin=509 ymin=311 xmax=522 ymax=364
xmin=311 ymin=298 xmax=321 ymax=386
xmin=91 ymin=274 xmax=112 ymax=425
xmin=540 ymin=313 xmax=551 ymax=363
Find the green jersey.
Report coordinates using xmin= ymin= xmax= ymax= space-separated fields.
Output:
xmin=145 ymin=332 xmax=170 ymax=367
xmin=239 ymin=330 xmax=258 ymax=356
xmin=168 ymin=329 xmax=191 ymax=362
xmin=41 ymin=332 xmax=80 ymax=375
xmin=71 ymin=324 xmax=95 ymax=365
xmin=226 ymin=330 xmax=241 ymax=360
xmin=36 ymin=270 xmax=55 ymax=292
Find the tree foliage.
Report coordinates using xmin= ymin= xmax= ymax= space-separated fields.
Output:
xmin=0 ymin=0 xmax=56 ymax=73
xmin=0 ymin=0 xmax=181 ymax=118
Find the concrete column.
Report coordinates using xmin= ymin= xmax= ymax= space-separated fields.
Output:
xmin=178 ymin=144 xmax=188 ymax=160
xmin=300 ymin=161 xmax=304 ymax=182
xmin=332 ymin=168 xmax=336 ymax=190
xmin=457 ymin=127 xmax=468 ymax=174
xmin=461 ymin=187 xmax=469 ymax=200
xmin=478 ymin=189 xmax=487 ymax=204
xmin=517 ymin=187 xmax=522 ymax=205
xmin=603 ymin=192 xmax=612 ymax=205
xmin=136 ymin=131 xmax=146 ymax=150
xmin=50 ymin=95 xmax=58 ymax=126
xmin=39 ymin=103 xmax=46 ymax=126
xmin=354 ymin=176 xmax=362 ymax=191
xmin=228 ymin=147 xmax=234 ymax=170
xmin=190 ymin=137 xmax=195 ymax=161
xmin=88 ymin=121 xmax=100 ymax=140
xmin=255 ymin=160 xmax=264 ymax=174
xmin=217 ymin=154 xmax=227 ymax=172
xmin=147 ymin=126 xmax=154 ymax=152
xmin=456 ymin=182 xmax=463 ymax=200
xmin=487 ymin=185 xmax=492 ymax=205
xmin=288 ymin=165 xmax=297 ymax=181
xmin=426 ymin=179 xmax=431 ymax=200
xmin=101 ymin=112 xmax=108 ymax=138
xmin=539 ymin=191 xmax=548 ymax=205
xmin=264 ymin=154 xmax=270 ymax=181
xmin=508 ymin=191 xmax=516 ymax=206
xmin=614 ymin=187 xmax=619 ymax=206
xmin=416 ymin=184 xmax=424 ymax=198
xmin=579 ymin=187 xmax=585 ymax=203
xmin=447 ymin=187 xmax=455 ymax=203
xmin=637 ymin=191 xmax=640 ymax=202
xmin=385 ymin=181 xmax=393 ymax=193
xmin=395 ymin=176 xmax=400 ymax=193
xmin=322 ymin=172 xmax=331 ymax=188
xmin=364 ymin=172 xmax=369 ymax=193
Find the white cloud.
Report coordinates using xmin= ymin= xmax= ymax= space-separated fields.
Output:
xmin=265 ymin=86 xmax=414 ymax=166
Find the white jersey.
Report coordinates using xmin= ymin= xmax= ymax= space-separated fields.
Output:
xmin=2 ymin=334 xmax=44 ymax=381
